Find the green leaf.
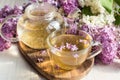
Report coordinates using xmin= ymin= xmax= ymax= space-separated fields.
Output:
xmin=100 ymin=0 xmax=113 ymax=13
xmin=81 ymin=6 xmax=93 ymax=15
xmin=114 ymin=15 xmax=120 ymax=25
xmin=114 ymin=0 xmax=120 ymax=6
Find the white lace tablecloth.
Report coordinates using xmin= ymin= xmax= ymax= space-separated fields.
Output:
xmin=0 ymin=0 xmax=120 ymax=80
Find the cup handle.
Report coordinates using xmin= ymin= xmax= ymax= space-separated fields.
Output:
xmin=87 ymin=41 xmax=102 ymax=59
xmin=0 ymin=14 xmax=19 ymax=42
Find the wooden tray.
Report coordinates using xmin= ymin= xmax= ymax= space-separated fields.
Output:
xmin=18 ymin=42 xmax=94 ymax=80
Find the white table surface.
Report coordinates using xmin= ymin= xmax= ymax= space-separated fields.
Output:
xmin=0 ymin=0 xmax=120 ymax=80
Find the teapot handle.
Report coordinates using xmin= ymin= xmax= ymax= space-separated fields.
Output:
xmin=46 ymin=12 xmax=63 ymax=33
xmin=54 ymin=12 xmax=63 ymax=25
xmin=0 ymin=15 xmax=19 ymax=42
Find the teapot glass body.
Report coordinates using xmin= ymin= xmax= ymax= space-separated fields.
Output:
xmin=0 ymin=2 xmax=63 ymax=49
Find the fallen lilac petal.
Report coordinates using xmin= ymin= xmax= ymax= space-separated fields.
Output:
xmin=41 ymin=50 xmax=47 ymax=54
xmin=73 ymin=53 xmax=79 ymax=58
xmin=54 ymin=65 xmax=60 ymax=70
xmin=37 ymin=58 xmax=44 ymax=62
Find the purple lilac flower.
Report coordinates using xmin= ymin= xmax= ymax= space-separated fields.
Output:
xmin=13 ymin=5 xmax=23 ymax=15
xmin=0 ymin=18 xmax=4 ymax=23
xmin=0 ymin=5 xmax=13 ymax=18
xmin=59 ymin=0 xmax=78 ymax=15
xmin=66 ymin=22 xmax=78 ymax=35
xmin=0 ymin=5 xmax=23 ymax=18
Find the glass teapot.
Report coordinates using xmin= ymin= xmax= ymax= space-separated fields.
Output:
xmin=0 ymin=2 xmax=63 ymax=49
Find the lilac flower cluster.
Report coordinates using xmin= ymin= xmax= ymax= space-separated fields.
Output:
xmin=81 ymin=25 xmax=118 ymax=64
xmin=0 ymin=5 xmax=23 ymax=51
xmin=1 ymin=18 xmax=18 ymax=39
xmin=0 ymin=5 xmax=23 ymax=19
xmin=13 ymin=5 xmax=23 ymax=15
xmin=0 ymin=5 xmax=23 ymax=23
xmin=59 ymin=0 xmax=79 ymax=15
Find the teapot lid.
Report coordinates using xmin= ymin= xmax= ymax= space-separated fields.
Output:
xmin=25 ymin=2 xmax=57 ymax=21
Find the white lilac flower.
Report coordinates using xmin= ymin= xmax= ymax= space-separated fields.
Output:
xmin=78 ymin=0 xmax=85 ymax=7
xmin=90 ymin=0 xmax=105 ymax=14
xmin=113 ymin=2 xmax=120 ymax=15
xmin=81 ymin=13 xmax=115 ymax=27
xmin=78 ymin=0 xmax=105 ymax=14
xmin=105 ymin=14 xmax=115 ymax=25
xmin=85 ymin=0 xmax=105 ymax=14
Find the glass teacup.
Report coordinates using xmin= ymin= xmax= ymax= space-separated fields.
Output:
xmin=47 ymin=29 xmax=102 ymax=70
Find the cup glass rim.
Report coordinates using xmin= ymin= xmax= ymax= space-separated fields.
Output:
xmin=47 ymin=29 xmax=93 ymax=55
